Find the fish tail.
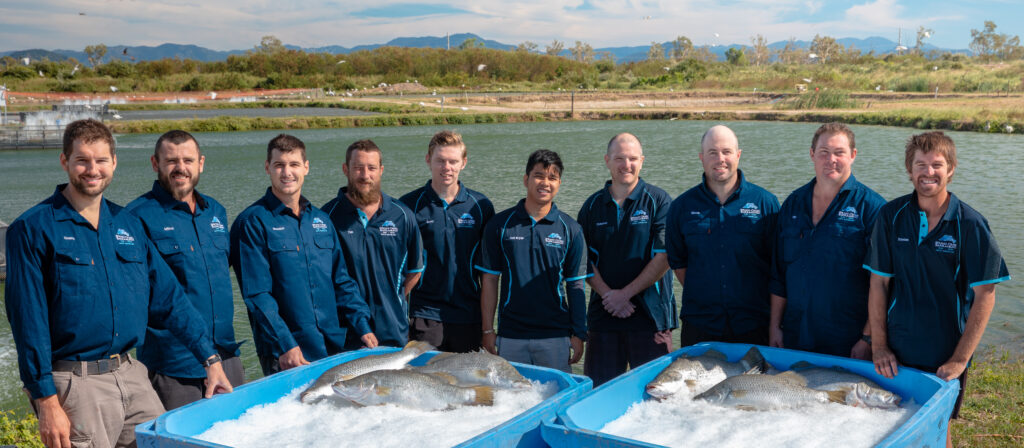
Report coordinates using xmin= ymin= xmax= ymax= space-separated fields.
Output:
xmin=404 ymin=340 xmax=436 ymax=355
xmin=470 ymin=386 xmax=495 ymax=406
xmin=826 ymin=390 xmax=847 ymax=404
xmin=740 ymin=346 xmax=767 ymax=374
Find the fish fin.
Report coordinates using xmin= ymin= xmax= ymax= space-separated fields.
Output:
xmin=774 ymin=371 xmax=808 ymax=387
xmin=743 ymin=365 xmax=762 ymax=375
xmin=731 ymin=389 xmax=748 ymax=398
xmin=471 ymin=386 xmax=495 ymax=406
xmin=473 ymin=369 xmax=490 ymax=379
xmin=404 ymin=340 xmax=436 ymax=355
xmin=826 ymin=390 xmax=847 ymax=404
xmin=375 ymin=386 xmax=392 ymax=396
xmin=684 ymin=379 xmax=697 ymax=388
xmin=739 ymin=347 xmax=767 ymax=374
xmin=735 ymin=405 xmax=758 ymax=411
xmin=702 ymin=349 xmax=727 ymax=360
xmin=428 ymin=372 xmax=458 ymax=385
xmin=789 ymin=360 xmax=815 ymax=370
xmin=426 ymin=352 xmax=458 ymax=364
xmin=331 ymin=383 xmax=377 ymax=405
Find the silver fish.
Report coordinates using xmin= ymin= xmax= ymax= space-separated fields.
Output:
xmin=645 ymin=347 xmax=766 ymax=399
xmin=789 ymin=361 xmax=901 ymax=409
xmin=411 ymin=350 xmax=532 ymax=389
xmin=695 ymin=371 xmax=847 ymax=411
xmin=300 ymin=340 xmax=434 ymax=404
xmin=332 ymin=369 xmax=494 ymax=410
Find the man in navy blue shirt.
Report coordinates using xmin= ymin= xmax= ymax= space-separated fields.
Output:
xmin=477 ymin=149 xmax=589 ymax=373
xmin=127 ymin=130 xmax=245 ymax=410
xmin=666 ymin=125 xmax=779 ymax=346
xmin=577 ymin=133 xmax=675 ymax=386
xmin=5 ymin=119 xmax=231 ymax=448
xmin=323 ymin=139 xmax=424 ymax=349
xmin=770 ymin=122 xmax=885 ymax=359
xmin=400 ymin=131 xmax=494 ymax=352
xmin=865 ymin=132 xmax=1009 ymax=442
xmin=231 ymin=134 xmax=376 ymax=376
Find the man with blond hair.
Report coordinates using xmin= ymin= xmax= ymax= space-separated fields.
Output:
xmin=400 ymin=130 xmax=494 ymax=352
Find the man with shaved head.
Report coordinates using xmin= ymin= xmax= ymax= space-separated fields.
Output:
xmin=577 ymin=133 xmax=675 ymax=386
xmin=666 ymin=125 xmax=780 ymax=346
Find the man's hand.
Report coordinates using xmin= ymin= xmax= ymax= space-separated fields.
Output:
xmin=768 ymin=326 xmax=784 ymax=348
xmin=569 ymin=336 xmax=584 ymax=364
xmin=35 ymin=394 xmax=71 ymax=448
xmin=361 ymin=333 xmax=379 ymax=348
xmin=278 ymin=346 xmax=309 ymax=371
xmin=601 ymin=290 xmax=635 ymax=318
xmin=482 ymin=332 xmax=497 ymax=355
xmin=936 ymin=359 xmax=968 ymax=381
xmin=203 ymin=360 xmax=234 ymax=398
xmin=850 ymin=339 xmax=872 ymax=361
xmin=653 ymin=330 xmax=673 ymax=352
xmin=872 ymin=344 xmax=900 ymax=379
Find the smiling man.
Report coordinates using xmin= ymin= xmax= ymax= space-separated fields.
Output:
xmin=577 ymin=133 xmax=675 ymax=386
xmin=666 ymin=125 xmax=779 ymax=347
xmin=127 ymin=130 xmax=244 ymax=410
xmin=864 ymin=131 xmax=1009 ymax=447
xmin=5 ymin=119 xmax=232 ymax=448
xmin=400 ymin=131 xmax=494 ymax=352
xmin=476 ymin=149 xmax=589 ymax=372
xmin=770 ymin=122 xmax=886 ymax=358
xmin=230 ymin=134 xmax=376 ymax=376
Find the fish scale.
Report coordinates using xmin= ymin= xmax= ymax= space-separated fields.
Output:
xmin=332 ymin=370 xmax=494 ymax=411
xmin=299 ymin=340 xmax=434 ymax=404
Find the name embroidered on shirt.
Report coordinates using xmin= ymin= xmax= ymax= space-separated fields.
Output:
xmin=935 ymin=235 xmax=957 ymax=253
xmin=897 ymin=237 xmax=910 ymax=242
xmin=311 ymin=217 xmax=329 ymax=233
xmin=272 ymin=226 xmax=285 ymax=231
xmin=544 ymin=233 xmax=565 ymax=248
xmin=690 ymin=210 xmax=702 ymax=216
xmin=595 ymin=221 xmax=608 ymax=227
xmin=630 ymin=209 xmax=650 ymax=225
xmin=115 ymin=228 xmax=136 ymax=245
xmin=210 ymin=216 xmax=226 ymax=233
xmin=63 ymin=235 xmax=75 ymax=241
xmin=162 ymin=226 xmax=174 ymax=232
xmin=739 ymin=203 xmax=761 ymax=220
xmin=837 ymin=206 xmax=859 ymax=222
xmin=456 ymin=213 xmax=476 ymax=228
xmin=379 ymin=220 xmax=398 ymax=236
xmin=507 ymin=235 xmax=525 ymax=241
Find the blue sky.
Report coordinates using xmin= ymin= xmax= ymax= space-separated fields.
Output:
xmin=1 ymin=0 xmax=1022 ymax=52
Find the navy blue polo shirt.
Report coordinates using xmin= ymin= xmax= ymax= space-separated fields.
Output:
xmin=863 ymin=192 xmax=1010 ymax=370
xmin=577 ymin=178 xmax=676 ymax=332
xmin=230 ymin=188 xmax=371 ymax=361
xmin=665 ymin=171 xmax=780 ymax=336
xmin=770 ymin=175 xmax=886 ymax=356
xmin=323 ymin=188 xmax=424 ymax=348
xmin=399 ymin=181 xmax=494 ymax=324
xmin=5 ymin=185 xmax=216 ymax=399
xmin=127 ymin=181 xmax=241 ymax=379
xmin=475 ymin=200 xmax=590 ymax=340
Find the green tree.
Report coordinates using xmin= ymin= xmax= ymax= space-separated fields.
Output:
xmin=777 ymin=37 xmax=804 ymax=64
xmin=671 ymin=36 xmax=693 ymax=60
xmin=810 ymin=34 xmax=841 ymax=63
xmin=458 ymin=37 xmax=484 ymax=50
xmin=570 ymin=41 xmax=594 ymax=63
xmin=970 ymin=21 xmax=1022 ymax=59
xmin=647 ymin=42 xmax=666 ymax=61
xmin=517 ymin=41 xmax=538 ymax=53
xmin=84 ymin=44 xmax=107 ymax=67
xmin=725 ymin=47 xmax=748 ymax=65
xmin=748 ymin=34 xmax=771 ymax=66
xmin=256 ymin=35 xmax=285 ymax=54
xmin=545 ymin=40 xmax=565 ymax=56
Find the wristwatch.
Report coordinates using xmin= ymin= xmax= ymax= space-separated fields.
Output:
xmin=482 ymin=329 xmax=495 ymax=335
xmin=861 ymin=334 xmax=872 ymax=344
xmin=203 ymin=353 xmax=223 ymax=368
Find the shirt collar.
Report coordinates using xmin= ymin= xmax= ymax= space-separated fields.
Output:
xmin=514 ymin=198 xmax=560 ymax=223
xmin=698 ymin=169 xmax=748 ymax=202
xmin=51 ymin=184 xmax=110 ymax=226
xmin=808 ymin=173 xmax=860 ymax=195
xmin=262 ymin=187 xmax=310 ymax=216
xmin=423 ymin=180 xmax=468 ymax=205
xmin=150 ymin=180 xmax=208 ymax=213
xmin=911 ymin=190 xmax=961 ymax=222
xmin=600 ymin=178 xmax=647 ymax=205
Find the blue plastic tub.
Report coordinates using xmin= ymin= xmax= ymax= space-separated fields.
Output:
xmin=136 ymin=347 xmax=592 ymax=448
xmin=541 ymin=342 xmax=959 ymax=448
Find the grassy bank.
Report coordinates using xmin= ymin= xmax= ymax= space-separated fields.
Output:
xmin=2 ymin=357 xmax=1021 ymax=448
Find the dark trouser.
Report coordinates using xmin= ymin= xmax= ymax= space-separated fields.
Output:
xmin=584 ymin=330 xmax=671 ymax=387
xmin=409 ymin=317 xmax=483 ymax=353
xmin=258 ymin=355 xmax=282 ymax=377
xmin=149 ymin=356 xmax=246 ymax=411
xmin=680 ymin=319 xmax=768 ymax=347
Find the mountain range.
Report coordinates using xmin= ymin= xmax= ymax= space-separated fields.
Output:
xmin=1 ymin=33 xmax=967 ymax=65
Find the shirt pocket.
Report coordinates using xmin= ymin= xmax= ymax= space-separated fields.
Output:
xmin=780 ymin=226 xmax=803 ymax=263
xmin=266 ymin=235 xmax=300 ymax=267
xmin=54 ymin=244 xmax=94 ymax=299
xmin=115 ymin=244 xmax=148 ymax=297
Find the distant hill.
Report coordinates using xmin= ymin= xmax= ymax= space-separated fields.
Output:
xmin=1 ymin=34 xmax=967 ymax=65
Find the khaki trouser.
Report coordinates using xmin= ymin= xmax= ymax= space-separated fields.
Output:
xmin=30 ymin=355 xmax=165 ymax=448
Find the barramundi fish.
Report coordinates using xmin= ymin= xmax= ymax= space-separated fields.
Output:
xmin=789 ymin=361 xmax=902 ymax=409
xmin=411 ymin=350 xmax=532 ymax=389
xmin=332 ymin=370 xmax=494 ymax=411
xmin=645 ymin=347 xmax=766 ymax=399
xmin=299 ymin=340 xmax=434 ymax=404
xmin=695 ymin=371 xmax=847 ymax=411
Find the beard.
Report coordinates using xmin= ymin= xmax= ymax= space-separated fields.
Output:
xmin=347 ymin=179 xmax=382 ymax=206
xmin=68 ymin=173 xmax=111 ymax=198
xmin=158 ymin=169 xmax=199 ymax=202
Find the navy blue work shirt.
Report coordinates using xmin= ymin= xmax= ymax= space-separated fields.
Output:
xmin=5 ymin=185 xmax=216 ymax=399
xmin=770 ymin=175 xmax=886 ymax=356
xmin=399 ymin=181 xmax=494 ymax=324
xmin=577 ymin=178 xmax=676 ymax=332
xmin=475 ymin=200 xmax=590 ymax=340
xmin=666 ymin=171 xmax=780 ymax=336
xmin=323 ymin=188 xmax=424 ymax=348
xmin=127 ymin=181 xmax=241 ymax=379
xmin=230 ymin=188 xmax=371 ymax=361
xmin=863 ymin=192 xmax=1010 ymax=370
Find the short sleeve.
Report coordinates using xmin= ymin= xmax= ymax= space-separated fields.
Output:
xmin=862 ymin=207 xmax=895 ymax=278
xmin=665 ymin=197 xmax=688 ymax=270
xmin=963 ymin=218 xmax=1010 ymax=289
xmin=475 ymin=217 xmax=504 ymax=275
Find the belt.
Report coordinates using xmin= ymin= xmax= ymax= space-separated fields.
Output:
xmin=52 ymin=353 xmax=130 ymax=376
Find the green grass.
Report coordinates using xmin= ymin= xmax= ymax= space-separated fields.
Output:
xmin=774 ymin=90 xmax=858 ymax=109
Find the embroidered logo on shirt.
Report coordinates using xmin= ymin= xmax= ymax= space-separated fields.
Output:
xmin=379 ymin=220 xmax=398 ymax=236
xmin=630 ymin=210 xmax=650 ymax=225
xmin=312 ymin=217 xmax=329 ymax=233
xmin=544 ymin=232 xmax=565 ymax=248
xmin=210 ymin=216 xmax=226 ymax=233
xmin=739 ymin=203 xmax=761 ymax=220
xmin=935 ymin=235 xmax=957 ymax=253
xmin=115 ymin=228 xmax=136 ymax=246
xmin=456 ymin=213 xmax=476 ymax=228
xmin=838 ymin=206 xmax=859 ymax=223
